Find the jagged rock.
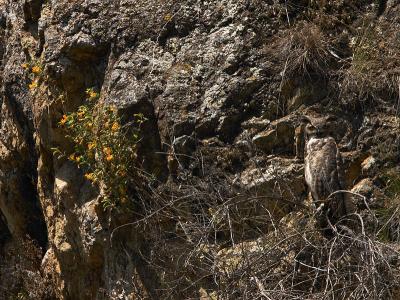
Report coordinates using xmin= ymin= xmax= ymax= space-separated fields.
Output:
xmin=241 ymin=116 xmax=270 ymax=131
xmin=54 ymin=161 xmax=83 ymax=207
xmin=350 ymin=178 xmax=386 ymax=209
xmin=173 ymin=135 xmax=196 ymax=155
xmin=172 ymin=118 xmax=196 ymax=137
xmin=351 ymin=178 xmax=374 ymax=198
xmin=252 ymin=129 xmax=278 ymax=152
xmin=23 ymin=0 xmax=44 ymax=23
xmin=342 ymin=151 xmax=370 ymax=188
xmin=281 ymin=78 xmax=328 ymax=112
xmin=0 ymin=0 xmax=400 ymax=298
xmin=252 ymin=118 xmax=295 ymax=154
xmin=238 ymin=157 xmax=306 ymax=217
xmin=361 ymin=155 xmax=377 ymax=175
xmin=172 ymin=134 xmax=196 ymax=167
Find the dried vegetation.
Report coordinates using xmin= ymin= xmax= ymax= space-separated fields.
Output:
xmin=0 ymin=239 xmax=55 ymax=300
xmin=110 ymin=147 xmax=400 ymax=299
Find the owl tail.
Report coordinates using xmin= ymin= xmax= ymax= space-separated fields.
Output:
xmin=323 ymin=192 xmax=357 ymax=237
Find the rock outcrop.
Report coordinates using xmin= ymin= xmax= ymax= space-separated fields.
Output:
xmin=0 ymin=0 xmax=400 ymax=299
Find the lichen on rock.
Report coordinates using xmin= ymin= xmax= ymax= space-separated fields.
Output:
xmin=0 ymin=0 xmax=400 ymax=299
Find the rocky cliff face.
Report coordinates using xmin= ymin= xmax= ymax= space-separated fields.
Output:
xmin=0 ymin=0 xmax=400 ymax=299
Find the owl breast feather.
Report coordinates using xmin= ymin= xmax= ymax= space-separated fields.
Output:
xmin=305 ymin=137 xmax=340 ymax=201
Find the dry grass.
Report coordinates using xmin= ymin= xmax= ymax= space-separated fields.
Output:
xmin=0 ymin=238 xmax=55 ymax=300
xmin=128 ymin=185 xmax=400 ymax=299
xmin=111 ymin=147 xmax=400 ymax=299
xmin=209 ymin=210 xmax=400 ymax=299
xmin=340 ymin=20 xmax=400 ymax=107
xmin=278 ymin=21 xmax=334 ymax=80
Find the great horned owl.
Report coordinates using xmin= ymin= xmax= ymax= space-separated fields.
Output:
xmin=302 ymin=115 xmax=355 ymax=236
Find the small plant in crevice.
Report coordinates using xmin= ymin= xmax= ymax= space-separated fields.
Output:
xmin=22 ymin=60 xmax=42 ymax=91
xmin=55 ymin=88 xmax=147 ymax=209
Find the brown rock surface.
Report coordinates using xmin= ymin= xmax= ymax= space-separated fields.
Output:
xmin=0 ymin=0 xmax=400 ymax=299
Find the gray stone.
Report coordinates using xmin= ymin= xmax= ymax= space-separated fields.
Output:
xmin=252 ymin=119 xmax=294 ymax=154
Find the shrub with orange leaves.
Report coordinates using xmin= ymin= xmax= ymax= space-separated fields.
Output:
xmin=23 ymin=60 xmax=43 ymax=92
xmin=28 ymin=80 xmax=38 ymax=90
xmin=31 ymin=65 xmax=41 ymax=74
xmin=54 ymin=87 xmax=146 ymax=208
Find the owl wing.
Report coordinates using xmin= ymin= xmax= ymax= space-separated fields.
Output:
xmin=335 ymin=144 xmax=346 ymax=190
xmin=335 ymin=142 xmax=356 ymax=218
